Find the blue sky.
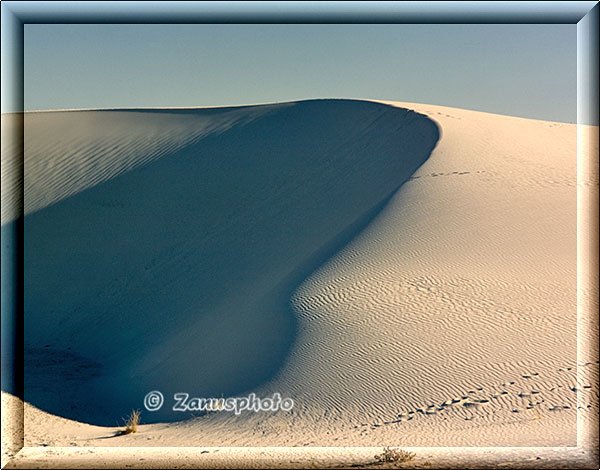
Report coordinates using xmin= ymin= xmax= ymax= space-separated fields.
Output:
xmin=24 ymin=24 xmax=576 ymax=122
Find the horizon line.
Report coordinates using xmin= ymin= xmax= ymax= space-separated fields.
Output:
xmin=7 ymin=97 xmax=579 ymax=124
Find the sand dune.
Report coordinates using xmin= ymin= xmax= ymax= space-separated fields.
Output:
xmin=2 ymin=99 xmax=595 ymax=454
xmin=19 ymin=99 xmax=439 ymax=425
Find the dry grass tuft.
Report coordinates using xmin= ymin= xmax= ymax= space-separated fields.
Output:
xmin=121 ymin=409 xmax=141 ymax=435
xmin=374 ymin=447 xmax=416 ymax=465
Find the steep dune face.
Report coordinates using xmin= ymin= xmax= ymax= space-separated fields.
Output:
xmin=21 ymin=100 xmax=439 ymax=425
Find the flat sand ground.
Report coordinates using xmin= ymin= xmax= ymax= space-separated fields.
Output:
xmin=2 ymin=100 xmax=598 ymax=468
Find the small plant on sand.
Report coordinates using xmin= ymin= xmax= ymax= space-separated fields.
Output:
xmin=374 ymin=447 xmax=415 ymax=465
xmin=121 ymin=409 xmax=141 ymax=435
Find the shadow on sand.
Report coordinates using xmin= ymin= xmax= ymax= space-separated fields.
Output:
xmin=17 ymin=99 xmax=439 ymax=425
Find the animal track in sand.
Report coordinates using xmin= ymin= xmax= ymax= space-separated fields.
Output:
xmin=360 ymin=361 xmax=597 ymax=429
xmin=435 ymin=112 xmax=462 ymax=120
xmin=408 ymin=171 xmax=474 ymax=181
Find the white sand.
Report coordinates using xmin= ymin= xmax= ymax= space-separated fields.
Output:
xmin=2 ymin=99 xmax=597 ymax=467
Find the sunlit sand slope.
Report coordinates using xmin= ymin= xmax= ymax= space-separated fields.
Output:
xmin=157 ymin=102 xmax=589 ymax=447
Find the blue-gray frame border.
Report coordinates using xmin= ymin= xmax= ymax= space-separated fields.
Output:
xmin=1 ymin=1 xmax=598 ymax=468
